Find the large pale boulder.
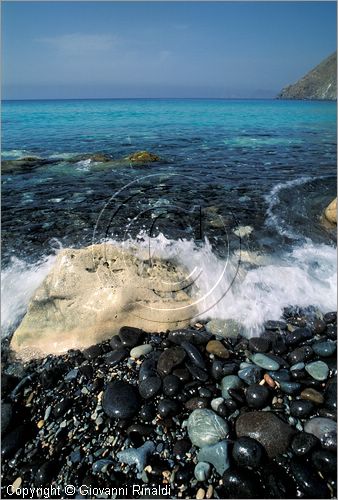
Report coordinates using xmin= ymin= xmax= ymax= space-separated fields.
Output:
xmin=324 ymin=197 xmax=337 ymax=224
xmin=11 ymin=244 xmax=196 ymax=360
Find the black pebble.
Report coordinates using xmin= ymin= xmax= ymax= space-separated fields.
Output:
xmin=157 ymin=399 xmax=179 ymax=418
xmin=290 ymin=400 xmax=314 ymax=418
xmin=109 ymin=335 xmax=122 ymax=350
xmin=232 ymin=436 xmax=264 ymax=468
xmin=311 ymin=449 xmax=337 ymax=476
xmin=103 ymin=348 xmax=128 ymax=366
xmin=82 ymin=344 xmax=102 ymax=360
xmin=119 ymin=326 xmax=144 ymax=347
xmin=173 ymin=439 xmax=191 ymax=457
xmin=245 ymin=384 xmax=270 ymax=409
xmin=249 ymin=337 xmax=270 ymax=353
xmin=35 ymin=461 xmax=56 ymax=486
xmin=139 ymin=376 xmax=162 ymax=399
xmin=139 ymin=404 xmax=156 ymax=422
xmin=53 ymin=397 xmax=72 ymax=418
xmin=222 ymin=468 xmax=262 ymax=498
xmin=102 ymin=380 xmax=141 ymax=419
xmin=291 ymin=432 xmax=320 ymax=456
xmin=163 ymin=374 xmax=181 ymax=396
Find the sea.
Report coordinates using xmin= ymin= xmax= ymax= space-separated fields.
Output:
xmin=1 ymin=98 xmax=337 ymax=337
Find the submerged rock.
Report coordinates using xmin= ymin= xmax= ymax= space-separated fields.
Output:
xmin=10 ymin=244 xmax=195 ymax=359
xmin=127 ymin=151 xmax=160 ymax=163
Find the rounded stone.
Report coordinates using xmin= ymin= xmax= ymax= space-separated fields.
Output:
xmin=206 ymin=340 xmax=229 ymax=359
xmin=157 ymin=347 xmax=186 ymax=376
xmin=288 ymin=346 xmax=313 ymax=364
xmin=232 ymin=437 xmax=264 ymax=468
xmin=304 ymin=417 xmax=336 ymax=443
xmin=305 ymin=361 xmax=329 ymax=381
xmin=238 ymin=366 xmax=262 ymax=385
xmin=251 ymin=353 xmax=279 ymax=371
xmin=157 ymin=399 xmax=179 ymax=418
xmin=290 ymin=400 xmax=314 ymax=418
xmin=248 ymin=337 xmax=270 ymax=353
xmin=221 ymin=375 xmax=243 ymax=399
xmin=163 ymin=374 xmax=181 ymax=396
xmin=311 ymin=449 xmax=337 ymax=476
xmin=119 ymin=326 xmax=144 ymax=347
xmin=300 ymin=387 xmax=324 ymax=405
xmin=313 ymin=341 xmax=336 ymax=358
xmin=187 ymin=409 xmax=229 ymax=448
xmin=130 ymin=344 xmax=152 ymax=359
xmin=291 ymin=432 xmax=320 ymax=456
xmin=139 ymin=376 xmax=162 ymax=399
xmin=102 ymin=380 xmax=141 ymax=419
xmin=222 ymin=468 xmax=261 ymax=499
xmin=245 ymin=384 xmax=270 ymax=409
xmin=194 ymin=462 xmax=211 ymax=482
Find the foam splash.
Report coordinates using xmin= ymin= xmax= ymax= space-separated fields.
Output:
xmin=1 ymin=232 xmax=336 ymax=338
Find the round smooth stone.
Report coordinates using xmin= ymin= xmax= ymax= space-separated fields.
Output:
xmin=290 ymin=400 xmax=314 ymax=418
xmin=248 ymin=337 xmax=270 ymax=353
xmin=288 ymin=346 xmax=313 ymax=364
xmin=291 ymin=432 xmax=320 ymax=456
xmin=206 ymin=340 xmax=230 ymax=359
xmin=157 ymin=347 xmax=186 ymax=376
xmin=119 ymin=326 xmax=144 ymax=347
xmin=232 ymin=436 xmax=264 ymax=468
xmin=300 ymin=388 xmax=324 ymax=405
xmin=221 ymin=375 xmax=243 ymax=399
xmin=279 ymin=381 xmax=301 ymax=395
xmin=305 ymin=361 xmax=329 ymax=381
xmin=197 ymin=440 xmax=230 ymax=475
xmin=104 ymin=348 xmax=128 ymax=366
xmin=251 ymin=353 xmax=279 ymax=371
xmin=157 ymin=399 xmax=179 ymax=418
xmin=311 ymin=449 xmax=337 ymax=476
xmin=211 ymin=397 xmax=224 ymax=412
xmin=139 ymin=377 xmax=162 ymax=399
xmin=312 ymin=341 xmax=336 ymax=358
xmin=162 ymin=374 xmax=181 ymax=397
xmin=245 ymin=384 xmax=270 ymax=409
xmin=304 ymin=417 xmax=336 ymax=443
xmin=222 ymin=468 xmax=261 ymax=498
xmin=139 ymin=404 xmax=156 ymax=422
xmin=194 ymin=462 xmax=211 ymax=481
xmin=324 ymin=312 xmax=337 ymax=324
xmin=187 ymin=409 xmax=229 ymax=448
xmin=238 ymin=366 xmax=262 ymax=385
xmin=267 ymin=369 xmax=290 ymax=382
xmin=130 ymin=344 xmax=152 ymax=359
xmin=290 ymin=362 xmax=305 ymax=371
xmin=181 ymin=341 xmax=206 ymax=369
xmin=102 ymin=381 xmax=141 ymax=419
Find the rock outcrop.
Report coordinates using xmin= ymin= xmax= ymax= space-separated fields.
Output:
xmin=278 ymin=52 xmax=337 ymax=100
xmin=324 ymin=197 xmax=337 ymax=224
xmin=127 ymin=151 xmax=161 ymax=163
xmin=10 ymin=244 xmax=196 ymax=359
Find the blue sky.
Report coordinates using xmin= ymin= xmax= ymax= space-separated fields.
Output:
xmin=2 ymin=1 xmax=337 ymax=99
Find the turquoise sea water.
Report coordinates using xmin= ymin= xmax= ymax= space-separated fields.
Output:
xmin=1 ymin=99 xmax=337 ymax=335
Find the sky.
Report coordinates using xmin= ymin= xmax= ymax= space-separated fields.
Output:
xmin=2 ymin=1 xmax=337 ymax=99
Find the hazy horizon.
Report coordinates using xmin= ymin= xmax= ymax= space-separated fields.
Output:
xmin=2 ymin=1 xmax=337 ymax=100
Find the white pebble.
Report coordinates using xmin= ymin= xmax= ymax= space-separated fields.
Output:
xmin=130 ymin=344 xmax=153 ymax=359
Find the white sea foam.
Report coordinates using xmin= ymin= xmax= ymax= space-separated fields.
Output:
xmin=1 ymin=233 xmax=336 ymax=338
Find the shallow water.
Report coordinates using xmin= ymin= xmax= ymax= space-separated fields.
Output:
xmin=1 ymin=98 xmax=337 ymax=336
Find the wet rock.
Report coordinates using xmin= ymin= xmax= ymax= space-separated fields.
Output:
xmin=221 ymin=375 xmax=243 ymax=399
xmin=139 ymin=357 xmax=158 ymax=382
xmin=305 ymin=360 xmax=329 ymax=381
xmin=197 ymin=440 xmax=230 ymax=475
xmin=285 ymin=327 xmax=312 ymax=346
xmin=206 ymin=340 xmax=230 ymax=358
xmin=245 ymin=384 xmax=270 ymax=409
xmin=172 ymin=367 xmax=190 ymax=382
xmin=236 ymin=411 xmax=295 ymax=458
xmin=304 ymin=417 xmax=336 ymax=444
xmin=157 ymin=347 xmax=186 ymax=376
xmin=186 ymin=361 xmax=208 ymax=382
xmin=290 ymin=400 xmax=314 ymax=418
xmin=168 ymin=329 xmax=212 ymax=346
xmin=205 ymin=319 xmax=243 ymax=338
xmin=291 ymin=432 xmax=320 ymax=456
xmin=1 ymin=403 xmax=13 ymax=435
xmin=117 ymin=441 xmax=155 ymax=473
xmin=288 ymin=345 xmax=313 ymax=364
xmin=139 ymin=404 xmax=156 ymax=423
xmin=238 ymin=366 xmax=262 ymax=385
xmin=311 ymin=449 xmax=337 ymax=476
xmin=251 ymin=353 xmax=279 ymax=370
xmin=83 ymin=344 xmax=102 ymax=360
xmin=187 ymin=409 xmax=229 ymax=447
xmin=181 ymin=341 xmax=206 ymax=369
xmin=173 ymin=439 xmax=191 ymax=457
xmin=232 ymin=436 xmax=264 ymax=468
xmin=130 ymin=344 xmax=152 ymax=359
xmin=289 ymin=458 xmax=330 ymax=498
xmin=162 ymin=374 xmax=181 ymax=396
xmin=139 ymin=376 xmax=162 ymax=399
xmin=110 ymin=336 xmax=122 ymax=350
xmin=194 ymin=462 xmax=211 ymax=481
xmin=102 ymin=380 xmax=141 ymax=419
xmin=324 ymin=311 xmax=337 ymax=324
xmin=127 ymin=151 xmax=160 ymax=163
xmin=1 ymin=425 xmax=28 ymax=458
xmin=279 ymin=381 xmax=301 ymax=395
xmin=248 ymin=337 xmax=270 ymax=353
xmin=35 ymin=461 xmax=56 ymax=486
xmin=222 ymin=468 xmax=261 ymax=498
xmin=119 ymin=326 xmax=144 ymax=347
xmin=300 ymin=387 xmax=324 ymax=404
xmin=265 ymin=320 xmax=287 ymax=331
xmin=53 ymin=397 xmax=72 ymax=418
xmin=184 ymin=397 xmax=209 ymax=410
xmin=103 ymin=347 xmax=128 ymax=366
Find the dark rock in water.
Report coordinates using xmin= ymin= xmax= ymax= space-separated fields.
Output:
xmin=157 ymin=347 xmax=186 ymax=376
xmin=311 ymin=449 xmax=337 ymax=476
xmin=285 ymin=328 xmax=312 ymax=346
xmin=324 ymin=311 xmax=337 ymax=324
xmin=265 ymin=320 xmax=287 ymax=331
xmin=184 ymin=397 xmax=208 ymax=410
xmin=300 ymin=387 xmax=324 ymax=405
xmin=102 ymin=380 xmax=140 ymax=419
xmin=1 ymin=425 xmax=28 ymax=458
xmin=212 ymin=360 xmax=226 ymax=380
xmin=173 ymin=439 xmax=191 ymax=457
xmin=139 ymin=376 xmax=162 ymax=399
xmin=248 ymin=337 xmax=270 ymax=353
xmin=313 ymin=340 xmax=336 ymax=357
xmin=53 ymin=397 xmax=72 ymax=418
xmin=206 ymin=340 xmax=230 ymax=358
xmin=304 ymin=417 xmax=336 ymax=444
xmin=168 ymin=329 xmax=212 ymax=346
xmin=308 ymin=318 xmax=327 ymax=335
xmin=139 ymin=404 xmax=156 ymax=423
xmin=162 ymin=374 xmax=181 ymax=396
xmin=222 ymin=468 xmax=262 ymax=498
xmin=119 ymin=326 xmax=144 ymax=347
xmin=290 ymin=400 xmax=314 ymax=418
xmin=324 ymin=376 xmax=337 ymax=412
xmin=288 ymin=345 xmax=313 ymax=364
xmin=289 ymin=458 xmax=330 ymax=498
xmin=267 ymin=369 xmax=290 ymax=382
xmin=82 ymin=344 xmax=102 ymax=360
xmin=103 ymin=348 xmax=128 ymax=366
xmin=35 ymin=461 xmax=56 ymax=486
xmin=186 ymin=361 xmax=208 ymax=382
xmin=1 ymin=403 xmax=13 ymax=435
xmin=232 ymin=437 xmax=264 ymax=468
xmin=181 ymin=341 xmax=206 ymax=369
xmin=110 ymin=336 xmax=122 ymax=350
xmin=236 ymin=411 xmax=295 ymax=458
xmin=127 ymin=151 xmax=160 ymax=163
xmin=238 ymin=366 xmax=262 ymax=385
xmin=279 ymin=381 xmax=301 ymax=395
xmin=172 ymin=367 xmax=190 ymax=382
xmin=326 ymin=324 xmax=337 ymax=340
xmin=139 ymin=356 xmax=158 ymax=382
xmin=245 ymin=384 xmax=270 ymax=409
xmin=291 ymin=432 xmax=320 ymax=456
xmin=157 ymin=399 xmax=179 ymax=418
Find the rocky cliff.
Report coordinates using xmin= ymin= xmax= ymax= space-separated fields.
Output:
xmin=278 ymin=52 xmax=337 ymax=100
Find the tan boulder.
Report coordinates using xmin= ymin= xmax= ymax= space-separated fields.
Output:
xmin=324 ymin=197 xmax=337 ymax=224
xmin=10 ymin=244 xmax=196 ymax=360
xmin=127 ymin=151 xmax=160 ymax=163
